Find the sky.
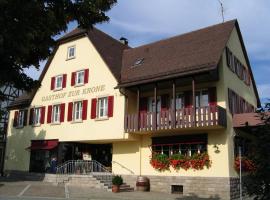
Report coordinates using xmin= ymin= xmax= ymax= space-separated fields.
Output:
xmin=25 ymin=0 xmax=270 ymax=104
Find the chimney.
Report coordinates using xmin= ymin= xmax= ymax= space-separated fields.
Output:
xmin=119 ymin=37 xmax=128 ymax=45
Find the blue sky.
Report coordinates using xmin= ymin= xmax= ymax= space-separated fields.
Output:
xmin=25 ymin=0 xmax=270 ymax=103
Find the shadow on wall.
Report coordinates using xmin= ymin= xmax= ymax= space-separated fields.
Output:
xmin=3 ymin=125 xmax=47 ymax=181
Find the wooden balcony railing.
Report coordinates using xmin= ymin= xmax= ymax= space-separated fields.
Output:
xmin=124 ymin=105 xmax=227 ymax=133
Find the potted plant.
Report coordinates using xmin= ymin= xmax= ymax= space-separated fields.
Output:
xmin=112 ymin=175 xmax=123 ymax=193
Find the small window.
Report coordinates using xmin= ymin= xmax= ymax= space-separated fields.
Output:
xmin=97 ymin=97 xmax=108 ymax=118
xmin=55 ymin=75 xmax=63 ymax=90
xmin=171 ymin=185 xmax=183 ymax=194
xmin=17 ymin=110 xmax=25 ymax=127
xmin=195 ymin=90 xmax=209 ymax=108
xmin=76 ymin=70 xmax=85 ymax=85
xmin=33 ymin=108 xmax=41 ymax=125
xmin=52 ymin=105 xmax=60 ymax=123
xmin=67 ymin=46 xmax=76 ymax=59
xmin=73 ymin=101 xmax=83 ymax=121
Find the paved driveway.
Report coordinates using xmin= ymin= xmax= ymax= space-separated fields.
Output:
xmin=0 ymin=181 xmax=218 ymax=200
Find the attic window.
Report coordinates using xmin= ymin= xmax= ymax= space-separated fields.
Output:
xmin=132 ymin=58 xmax=144 ymax=67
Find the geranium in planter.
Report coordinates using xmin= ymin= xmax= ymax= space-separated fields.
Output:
xmin=170 ymin=154 xmax=189 ymax=171
xmin=112 ymin=175 xmax=123 ymax=193
xmin=234 ymin=156 xmax=256 ymax=173
xmin=150 ymin=153 xmax=170 ymax=171
xmin=190 ymin=153 xmax=211 ymax=170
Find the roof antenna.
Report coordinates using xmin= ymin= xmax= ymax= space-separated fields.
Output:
xmin=217 ymin=0 xmax=225 ymax=23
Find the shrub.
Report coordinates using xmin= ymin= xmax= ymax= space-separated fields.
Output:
xmin=112 ymin=175 xmax=123 ymax=186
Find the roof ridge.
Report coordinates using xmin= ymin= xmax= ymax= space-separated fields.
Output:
xmin=123 ymin=19 xmax=237 ymax=52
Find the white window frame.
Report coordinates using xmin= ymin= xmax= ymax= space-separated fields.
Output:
xmin=67 ymin=46 xmax=76 ymax=60
xmin=33 ymin=107 xmax=41 ymax=125
xmin=55 ymin=75 xmax=63 ymax=90
xmin=97 ymin=97 xmax=108 ymax=119
xmin=52 ymin=104 xmax=61 ymax=124
xmin=73 ymin=101 xmax=83 ymax=122
xmin=75 ymin=70 xmax=85 ymax=86
xmin=17 ymin=110 xmax=25 ymax=128
xmin=195 ymin=90 xmax=209 ymax=108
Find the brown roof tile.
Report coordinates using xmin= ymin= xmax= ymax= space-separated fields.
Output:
xmin=120 ymin=20 xmax=236 ymax=86
xmin=233 ymin=112 xmax=269 ymax=127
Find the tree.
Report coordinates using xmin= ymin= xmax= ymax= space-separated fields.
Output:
xmin=244 ymin=104 xmax=270 ymax=200
xmin=0 ymin=0 xmax=117 ymax=100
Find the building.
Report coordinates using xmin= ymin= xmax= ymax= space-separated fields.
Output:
xmin=4 ymin=20 xmax=260 ymax=199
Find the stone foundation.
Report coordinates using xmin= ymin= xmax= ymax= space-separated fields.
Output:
xmin=121 ymin=175 xmax=245 ymax=200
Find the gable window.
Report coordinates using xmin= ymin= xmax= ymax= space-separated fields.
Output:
xmin=97 ymin=97 xmax=108 ymax=118
xmin=73 ymin=101 xmax=83 ymax=121
xmin=52 ymin=105 xmax=61 ymax=123
xmin=17 ymin=110 xmax=25 ymax=127
xmin=33 ymin=108 xmax=41 ymax=125
xmin=76 ymin=70 xmax=85 ymax=85
xmin=67 ymin=46 xmax=75 ymax=59
xmin=55 ymin=75 xmax=63 ymax=90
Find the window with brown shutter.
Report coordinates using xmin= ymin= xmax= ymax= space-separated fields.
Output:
xmin=71 ymin=72 xmax=76 ymax=86
xmin=40 ymin=107 xmax=45 ymax=124
xmin=60 ymin=103 xmax=65 ymax=122
xmin=62 ymin=74 xmax=67 ymax=88
xmin=29 ymin=108 xmax=34 ymax=125
xmin=51 ymin=77 xmax=55 ymax=90
xmin=47 ymin=105 xmax=52 ymax=124
xmin=13 ymin=111 xmax=19 ymax=127
xmin=84 ymin=69 xmax=89 ymax=84
xmin=67 ymin=102 xmax=73 ymax=121
xmin=82 ymin=100 xmax=88 ymax=120
xmin=23 ymin=110 xmax=28 ymax=126
xmin=108 ymin=96 xmax=114 ymax=117
xmin=91 ymin=99 xmax=97 ymax=119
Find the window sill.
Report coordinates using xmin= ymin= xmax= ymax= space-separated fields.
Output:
xmin=53 ymin=88 xmax=63 ymax=92
xmin=66 ymin=57 xmax=75 ymax=61
xmin=71 ymin=120 xmax=83 ymax=124
xmin=32 ymin=124 xmax=41 ymax=127
xmin=74 ymin=83 xmax=84 ymax=88
xmin=51 ymin=122 xmax=61 ymax=126
xmin=95 ymin=117 xmax=109 ymax=121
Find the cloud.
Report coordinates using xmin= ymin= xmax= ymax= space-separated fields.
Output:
xmin=257 ymin=84 xmax=270 ymax=99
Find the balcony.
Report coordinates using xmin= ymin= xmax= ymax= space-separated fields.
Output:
xmin=124 ymin=105 xmax=226 ymax=133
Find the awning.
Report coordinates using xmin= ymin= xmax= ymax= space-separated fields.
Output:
xmin=27 ymin=139 xmax=59 ymax=150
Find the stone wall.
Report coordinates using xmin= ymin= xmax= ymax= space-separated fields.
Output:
xmin=121 ymin=175 xmax=244 ymax=200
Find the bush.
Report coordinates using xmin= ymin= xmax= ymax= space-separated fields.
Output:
xmin=112 ymin=175 xmax=123 ymax=186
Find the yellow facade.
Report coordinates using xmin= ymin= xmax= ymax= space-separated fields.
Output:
xmin=4 ymin=24 xmax=258 ymax=182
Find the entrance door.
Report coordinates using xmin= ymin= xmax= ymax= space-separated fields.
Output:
xmin=91 ymin=144 xmax=112 ymax=167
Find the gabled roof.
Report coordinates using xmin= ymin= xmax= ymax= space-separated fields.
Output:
xmin=120 ymin=20 xmax=236 ymax=86
xmin=8 ymin=27 xmax=129 ymax=109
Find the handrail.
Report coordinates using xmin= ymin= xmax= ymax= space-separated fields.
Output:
xmin=56 ymin=160 xmax=112 ymax=175
xmin=112 ymin=161 xmax=135 ymax=174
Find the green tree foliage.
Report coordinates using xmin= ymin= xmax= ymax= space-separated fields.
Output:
xmin=0 ymin=0 xmax=116 ymax=98
xmin=244 ymin=105 xmax=270 ymax=200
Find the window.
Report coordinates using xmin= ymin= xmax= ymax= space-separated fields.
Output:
xmin=52 ymin=105 xmax=60 ymax=123
xmin=175 ymin=93 xmax=184 ymax=110
xmin=151 ymin=135 xmax=207 ymax=156
xmin=73 ymin=101 xmax=83 ymax=121
xmin=97 ymin=97 xmax=108 ymax=118
xmin=33 ymin=108 xmax=41 ymax=125
xmin=195 ymin=90 xmax=209 ymax=107
xmin=67 ymin=46 xmax=75 ymax=59
xmin=55 ymin=75 xmax=63 ymax=90
xmin=17 ymin=110 xmax=25 ymax=127
xmin=147 ymin=96 xmax=161 ymax=113
xmin=76 ymin=70 xmax=85 ymax=85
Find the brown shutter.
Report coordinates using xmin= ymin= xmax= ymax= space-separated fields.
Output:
xmin=82 ymin=100 xmax=88 ymax=120
xmin=139 ymin=97 xmax=148 ymax=112
xmin=71 ymin=72 xmax=76 ymax=86
xmin=13 ymin=111 xmax=19 ymax=127
xmin=84 ymin=69 xmax=89 ymax=84
xmin=208 ymin=87 xmax=217 ymax=106
xmin=91 ymin=99 xmax=97 ymax=119
xmin=51 ymin=77 xmax=55 ymax=90
xmin=60 ymin=103 xmax=65 ymax=122
xmin=23 ymin=110 xmax=28 ymax=126
xmin=29 ymin=108 xmax=34 ymax=125
xmin=68 ymin=102 xmax=73 ymax=121
xmin=184 ymin=91 xmax=192 ymax=108
xmin=47 ymin=105 xmax=52 ymax=123
xmin=63 ymin=74 xmax=67 ymax=88
xmin=40 ymin=106 xmax=45 ymax=124
xmin=108 ymin=96 xmax=114 ymax=117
